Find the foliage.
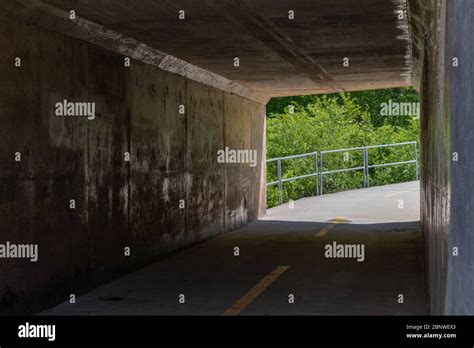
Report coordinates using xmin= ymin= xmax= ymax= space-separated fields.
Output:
xmin=266 ymin=88 xmax=420 ymax=208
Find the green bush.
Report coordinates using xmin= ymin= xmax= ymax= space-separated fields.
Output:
xmin=266 ymin=88 xmax=419 ymax=208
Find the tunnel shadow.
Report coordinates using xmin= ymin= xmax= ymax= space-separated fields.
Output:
xmin=243 ymin=219 xmax=421 ymax=235
xmin=230 ymin=218 xmax=427 ymax=315
xmin=40 ymin=217 xmax=427 ymax=315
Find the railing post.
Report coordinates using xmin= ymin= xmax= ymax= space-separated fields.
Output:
xmin=265 ymin=160 xmax=268 ymax=209
xmin=315 ymin=152 xmax=319 ymax=196
xmin=363 ymin=147 xmax=369 ymax=188
xmin=320 ymin=153 xmax=324 ymax=195
xmin=277 ymin=158 xmax=283 ymax=204
xmin=414 ymin=142 xmax=419 ymax=181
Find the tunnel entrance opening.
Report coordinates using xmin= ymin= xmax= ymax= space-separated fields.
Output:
xmin=264 ymin=87 xmax=420 ymax=212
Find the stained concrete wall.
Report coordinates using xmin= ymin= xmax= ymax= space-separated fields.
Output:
xmin=415 ymin=0 xmax=474 ymax=315
xmin=0 ymin=17 xmax=265 ymax=313
xmin=446 ymin=0 xmax=474 ymax=315
xmin=414 ymin=0 xmax=451 ymax=315
xmin=420 ymin=0 xmax=450 ymax=315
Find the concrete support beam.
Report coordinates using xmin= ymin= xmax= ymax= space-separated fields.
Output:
xmin=7 ymin=0 xmax=412 ymax=97
xmin=0 ymin=0 xmax=268 ymax=103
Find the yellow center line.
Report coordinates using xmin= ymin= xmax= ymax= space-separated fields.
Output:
xmin=315 ymin=216 xmax=348 ymax=237
xmin=314 ymin=223 xmax=336 ymax=236
xmin=223 ymin=265 xmax=290 ymax=316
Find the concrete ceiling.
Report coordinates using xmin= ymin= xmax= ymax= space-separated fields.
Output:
xmin=42 ymin=0 xmax=412 ymax=98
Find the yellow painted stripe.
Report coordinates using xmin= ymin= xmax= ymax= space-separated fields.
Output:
xmin=329 ymin=216 xmax=349 ymax=223
xmin=223 ymin=266 xmax=290 ymax=316
xmin=315 ymin=216 xmax=347 ymax=237
xmin=315 ymin=223 xmax=336 ymax=236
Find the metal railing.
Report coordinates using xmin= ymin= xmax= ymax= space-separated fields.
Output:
xmin=266 ymin=141 xmax=418 ymax=205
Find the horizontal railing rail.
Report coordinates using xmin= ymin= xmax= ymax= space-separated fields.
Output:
xmin=266 ymin=141 xmax=418 ymax=205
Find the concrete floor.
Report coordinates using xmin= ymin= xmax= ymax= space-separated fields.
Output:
xmin=41 ymin=181 xmax=427 ymax=315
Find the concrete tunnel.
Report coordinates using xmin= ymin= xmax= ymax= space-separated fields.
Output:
xmin=0 ymin=0 xmax=472 ymax=316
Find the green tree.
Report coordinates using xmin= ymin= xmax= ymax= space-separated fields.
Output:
xmin=266 ymin=88 xmax=419 ymax=207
